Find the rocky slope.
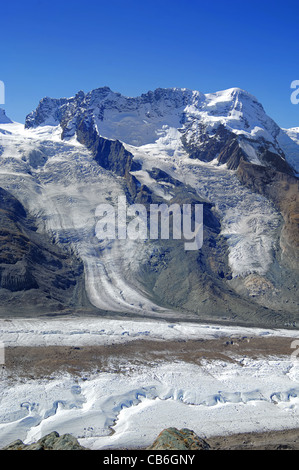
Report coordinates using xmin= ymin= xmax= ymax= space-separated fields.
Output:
xmin=1 ymin=431 xmax=87 ymax=450
xmin=0 ymin=186 xmax=88 ymax=315
xmin=237 ymin=160 xmax=299 ymax=269
xmin=0 ymin=86 xmax=298 ymax=326
xmin=147 ymin=427 xmax=211 ymax=450
xmin=3 ymin=427 xmax=299 ymax=450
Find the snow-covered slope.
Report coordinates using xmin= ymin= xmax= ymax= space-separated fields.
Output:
xmin=278 ymin=127 xmax=299 ymax=174
xmin=26 ymin=87 xmax=296 ymax=172
xmin=126 ymin=131 xmax=282 ymax=278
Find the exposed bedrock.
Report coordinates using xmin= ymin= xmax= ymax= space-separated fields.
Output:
xmin=0 ymin=187 xmax=90 ymax=316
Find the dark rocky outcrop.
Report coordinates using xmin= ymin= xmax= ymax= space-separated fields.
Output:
xmin=147 ymin=428 xmax=210 ymax=450
xmin=182 ymin=123 xmax=295 ymax=175
xmin=75 ymin=117 xmax=140 ymax=200
xmin=3 ymin=427 xmax=299 ymax=450
xmin=1 ymin=431 xmax=86 ymax=450
xmin=0 ymin=187 xmax=90 ymax=316
xmin=181 ymin=124 xmax=245 ymax=170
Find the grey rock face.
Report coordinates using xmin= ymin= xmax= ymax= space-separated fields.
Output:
xmin=24 ymin=87 xmax=295 ymax=176
xmin=1 ymin=431 xmax=86 ymax=450
xmin=0 ymin=187 xmax=89 ymax=316
xmin=147 ymin=427 xmax=211 ymax=450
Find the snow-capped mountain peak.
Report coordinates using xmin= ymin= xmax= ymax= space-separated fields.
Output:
xmin=24 ymin=86 xmax=296 ymax=175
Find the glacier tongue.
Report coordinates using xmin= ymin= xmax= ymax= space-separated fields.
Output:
xmin=0 ymin=123 xmax=164 ymax=315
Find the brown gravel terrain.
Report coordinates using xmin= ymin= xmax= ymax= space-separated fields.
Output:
xmin=206 ymin=428 xmax=299 ymax=450
xmin=2 ymin=334 xmax=299 ymax=450
xmin=2 ymin=334 xmax=297 ymax=379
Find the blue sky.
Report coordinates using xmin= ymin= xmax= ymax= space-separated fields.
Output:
xmin=0 ymin=0 xmax=298 ymax=128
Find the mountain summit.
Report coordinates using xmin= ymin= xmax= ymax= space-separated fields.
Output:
xmin=25 ymin=86 xmax=296 ymax=174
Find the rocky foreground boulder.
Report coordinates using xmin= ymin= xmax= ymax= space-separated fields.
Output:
xmin=2 ymin=428 xmax=209 ymax=451
xmin=1 ymin=431 xmax=86 ymax=450
xmin=147 ymin=428 xmax=211 ymax=450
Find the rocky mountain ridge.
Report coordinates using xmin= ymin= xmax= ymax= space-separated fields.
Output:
xmin=24 ymin=86 xmax=297 ymax=174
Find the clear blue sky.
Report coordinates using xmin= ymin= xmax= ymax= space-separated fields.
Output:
xmin=0 ymin=0 xmax=298 ymax=128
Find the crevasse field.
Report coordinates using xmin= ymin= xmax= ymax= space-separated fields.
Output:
xmin=1 ymin=317 xmax=299 ymax=450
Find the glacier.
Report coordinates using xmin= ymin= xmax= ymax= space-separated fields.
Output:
xmin=0 ymin=103 xmax=287 ymax=315
xmin=0 ymin=122 xmax=164 ymax=315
